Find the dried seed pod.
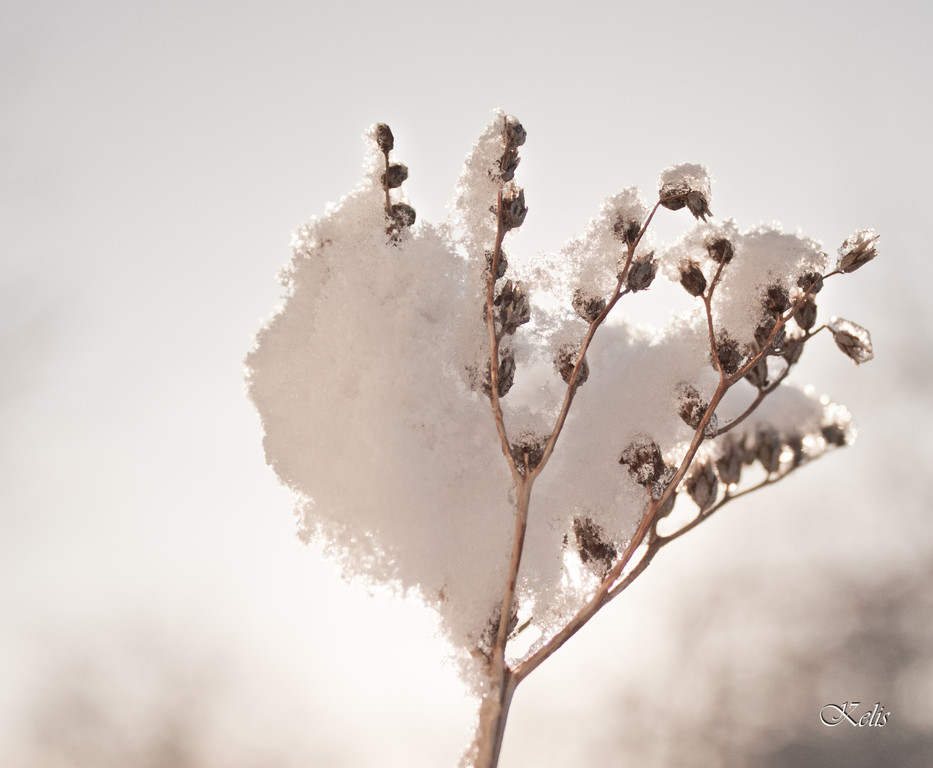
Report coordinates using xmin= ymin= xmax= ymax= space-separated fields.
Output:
xmin=496 ymin=348 xmax=515 ymax=398
xmin=714 ymin=334 xmax=743 ymax=375
xmin=755 ymin=426 xmax=783 ymax=473
xmin=828 ymin=317 xmax=873 ymax=364
xmin=677 ymin=383 xmax=719 ymax=436
xmin=685 ymin=190 xmax=713 ymax=221
xmin=381 ymin=163 xmax=409 ymax=189
xmin=504 ymin=115 xmax=527 ymax=148
xmin=822 ymin=423 xmax=849 ymax=447
xmin=612 ymin=215 xmax=642 ymax=247
xmin=686 ymin=461 xmax=719 ymax=511
xmin=388 ymin=202 xmax=416 ymax=229
xmin=485 ymin=249 xmax=508 ymax=280
xmin=499 ymin=148 xmax=520 ymax=182
xmin=501 ymin=188 xmax=528 ymax=230
xmin=658 ymin=164 xmax=712 ymax=220
xmin=572 ymin=289 xmax=607 ymax=323
xmin=374 ymin=123 xmax=394 ymax=154
xmin=763 ymin=284 xmax=791 ymax=315
xmin=555 ymin=343 xmax=588 ymax=386
xmin=837 ymin=229 xmax=879 ymax=274
xmin=626 ymin=253 xmax=658 ymax=292
xmin=782 ymin=336 xmax=805 ymax=366
xmin=620 ymin=436 xmax=666 ymax=487
xmin=715 ymin=440 xmax=743 ymax=486
xmin=754 ymin=316 xmax=786 ymax=353
xmin=797 ymin=271 xmax=824 ymax=295
xmin=573 ymin=517 xmax=617 ymax=578
xmin=495 ymin=279 xmax=531 ymax=335
xmin=744 ymin=356 xmax=769 ymax=389
xmin=511 ymin=433 xmax=547 ymax=472
xmin=679 ymin=261 xmax=707 ymax=297
xmin=794 ymin=295 xmax=818 ymax=331
xmin=705 ymin=237 xmax=734 ymax=265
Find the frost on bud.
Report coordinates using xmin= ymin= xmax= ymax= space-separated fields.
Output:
xmin=658 ymin=163 xmax=712 ymax=221
xmin=381 ymin=163 xmax=409 ymax=189
xmin=485 ymin=248 xmax=508 ymax=280
xmin=555 ymin=343 xmax=589 ymax=387
xmin=625 ymin=253 xmax=658 ymax=292
xmin=714 ymin=333 xmax=743 ymax=375
xmin=715 ymin=440 xmax=743 ymax=486
xmin=495 ymin=279 xmax=531 ymax=335
xmin=572 ymin=517 xmax=617 ymax=578
xmin=504 ymin=115 xmax=527 ymax=148
xmin=679 ymin=260 xmax=707 ymax=297
xmin=755 ymin=426 xmax=783 ymax=473
xmin=676 ymin=383 xmax=718 ymax=435
xmin=793 ymin=295 xmax=818 ymax=331
xmin=374 ymin=122 xmax=394 ymax=154
xmin=388 ymin=202 xmax=416 ymax=229
xmin=828 ymin=318 xmax=873 ymax=364
xmin=797 ymin=271 xmax=824 ymax=295
xmin=572 ymin=289 xmax=606 ymax=323
xmin=705 ymin=236 xmax=734 ymax=265
xmin=754 ymin=316 xmax=785 ymax=354
xmin=511 ymin=433 xmax=547 ymax=472
xmin=501 ymin=188 xmax=528 ymax=230
xmin=837 ymin=229 xmax=879 ymax=274
xmin=686 ymin=461 xmax=719 ymax=511
xmin=763 ymin=284 xmax=791 ymax=315
xmin=612 ymin=215 xmax=642 ymax=248
xmin=620 ymin=435 xmax=666 ymax=487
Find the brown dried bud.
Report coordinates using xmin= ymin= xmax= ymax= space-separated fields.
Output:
xmin=679 ymin=261 xmax=707 ymax=297
xmin=625 ymin=253 xmax=658 ymax=292
xmin=763 ymin=284 xmax=791 ymax=315
xmin=794 ymin=295 xmax=818 ymax=331
xmin=612 ymin=216 xmax=642 ymax=247
xmin=499 ymin=148 xmax=520 ymax=182
xmin=755 ymin=427 xmax=783 ymax=473
xmin=511 ymin=433 xmax=547 ymax=472
xmin=685 ymin=190 xmax=712 ymax=221
xmin=388 ymin=202 xmax=416 ymax=229
xmin=754 ymin=316 xmax=785 ymax=353
xmin=715 ymin=440 xmax=743 ymax=486
xmin=555 ymin=343 xmax=588 ymax=386
xmin=495 ymin=279 xmax=531 ymax=335
xmin=374 ymin=123 xmax=394 ymax=154
xmin=485 ymin=249 xmax=508 ymax=280
xmin=381 ymin=163 xmax=409 ymax=189
xmin=496 ymin=348 xmax=515 ymax=398
xmin=828 ymin=318 xmax=873 ymax=364
xmin=744 ymin=356 xmax=769 ymax=389
xmin=797 ymin=271 xmax=824 ymax=295
xmin=686 ymin=461 xmax=719 ymax=511
xmin=822 ymin=423 xmax=849 ymax=447
xmin=676 ymin=383 xmax=718 ymax=435
xmin=504 ymin=115 xmax=527 ymax=148
xmin=715 ymin=334 xmax=743 ymax=375
xmin=705 ymin=237 xmax=734 ymax=264
xmin=501 ymin=188 xmax=528 ymax=230
xmin=620 ymin=436 xmax=666 ymax=487
xmin=573 ymin=517 xmax=617 ymax=578
xmin=572 ymin=289 xmax=607 ymax=323
xmin=782 ymin=336 xmax=805 ymax=366
xmin=837 ymin=229 xmax=879 ymax=274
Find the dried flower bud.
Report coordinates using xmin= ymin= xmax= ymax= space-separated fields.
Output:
xmin=620 ymin=436 xmax=666 ymax=487
xmin=754 ymin=316 xmax=785 ymax=353
xmin=501 ymin=188 xmax=528 ymax=231
xmin=797 ymin=271 xmax=824 ymax=295
xmin=714 ymin=334 xmax=742 ymax=375
xmin=755 ymin=427 xmax=783 ymax=473
xmin=496 ymin=348 xmax=515 ymax=398
xmin=612 ymin=215 xmax=642 ymax=247
xmin=381 ymin=163 xmax=409 ymax=189
xmin=504 ymin=115 xmax=526 ymax=148
xmin=649 ymin=464 xmax=677 ymax=514
xmin=685 ymin=190 xmax=713 ymax=221
xmin=625 ymin=253 xmax=658 ymax=292
xmin=828 ymin=317 xmax=873 ymax=364
xmin=715 ymin=440 xmax=743 ymax=486
xmin=573 ymin=517 xmax=617 ymax=578
xmin=794 ymin=295 xmax=818 ymax=331
xmin=388 ymin=202 xmax=416 ymax=229
xmin=374 ymin=123 xmax=394 ymax=154
xmin=687 ymin=461 xmax=719 ymax=511
xmin=572 ymin=289 xmax=606 ymax=323
xmin=485 ymin=249 xmax=508 ymax=280
xmin=837 ymin=229 xmax=879 ymax=274
xmin=782 ymin=336 xmax=804 ymax=366
xmin=744 ymin=356 xmax=769 ymax=389
xmin=511 ymin=433 xmax=547 ymax=472
xmin=499 ymin=148 xmax=520 ymax=182
xmin=705 ymin=237 xmax=734 ymax=264
xmin=495 ymin=279 xmax=531 ymax=335
xmin=821 ymin=423 xmax=849 ymax=447
xmin=679 ymin=261 xmax=707 ymax=297
xmin=676 ymin=383 xmax=718 ymax=435
xmin=555 ymin=343 xmax=588 ymax=387
xmin=658 ymin=163 xmax=712 ymax=220
xmin=763 ymin=284 xmax=791 ymax=315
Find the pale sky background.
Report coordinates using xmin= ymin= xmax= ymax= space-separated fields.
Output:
xmin=3 ymin=0 xmax=932 ymax=766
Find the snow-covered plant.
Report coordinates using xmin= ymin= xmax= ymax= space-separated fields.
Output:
xmin=245 ymin=111 xmax=878 ymax=767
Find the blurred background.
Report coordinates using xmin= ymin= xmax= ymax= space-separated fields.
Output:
xmin=2 ymin=0 xmax=930 ymax=765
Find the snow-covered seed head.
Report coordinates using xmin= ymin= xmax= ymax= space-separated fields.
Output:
xmin=388 ymin=202 xmax=416 ymax=229
xmin=828 ymin=317 xmax=874 ymax=364
xmin=373 ymin=122 xmax=394 ymax=154
xmin=612 ymin=215 xmax=642 ymax=248
xmin=837 ymin=229 xmax=879 ymax=274
xmin=659 ymin=163 xmax=712 ymax=220
xmin=501 ymin=188 xmax=528 ymax=230
xmin=686 ymin=461 xmax=718 ymax=511
xmin=504 ymin=115 xmax=527 ymax=148
xmin=676 ymin=383 xmax=707 ymax=430
xmin=619 ymin=436 xmax=666 ymax=487
xmin=679 ymin=260 xmax=707 ymax=297
xmin=572 ymin=289 xmax=607 ymax=323
xmin=511 ymin=433 xmax=547 ymax=472
xmin=763 ymin=284 xmax=791 ymax=315
xmin=573 ymin=517 xmax=617 ymax=578
xmin=495 ymin=279 xmax=531 ymax=335
xmin=714 ymin=333 xmax=742 ymax=375
xmin=625 ymin=252 xmax=658 ymax=292
xmin=705 ymin=236 xmax=734 ymax=264
xmin=555 ymin=343 xmax=588 ymax=386
xmin=797 ymin=271 xmax=824 ymax=295
xmin=381 ymin=163 xmax=409 ymax=189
